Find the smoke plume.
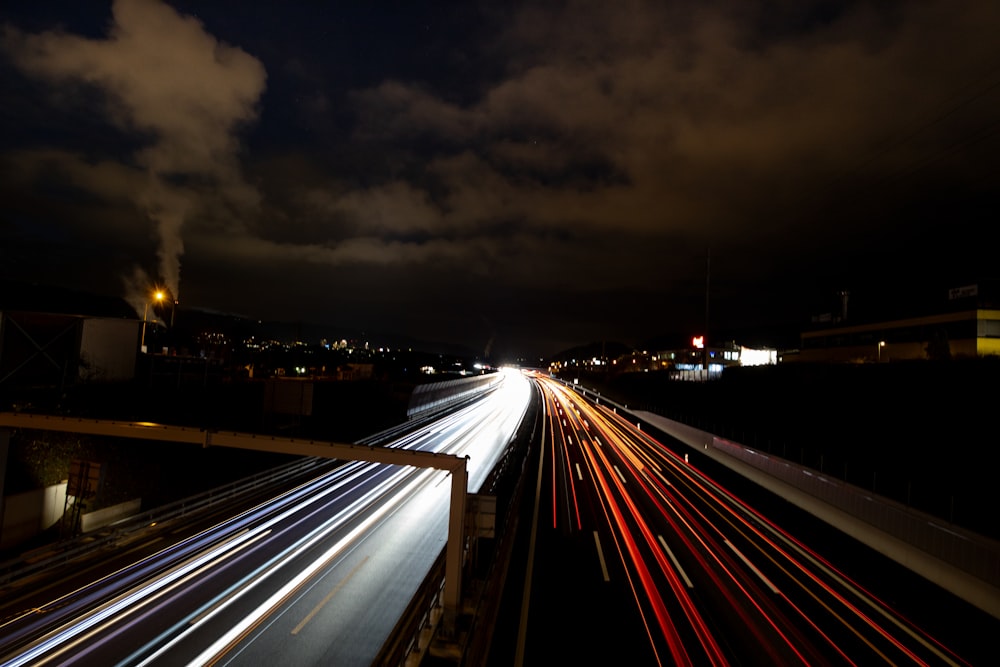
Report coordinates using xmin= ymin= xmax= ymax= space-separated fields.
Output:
xmin=4 ymin=0 xmax=266 ymax=304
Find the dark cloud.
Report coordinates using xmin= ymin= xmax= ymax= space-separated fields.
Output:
xmin=2 ymin=0 xmax=999 ymax=358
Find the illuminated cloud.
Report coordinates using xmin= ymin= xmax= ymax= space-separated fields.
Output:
xmin=4 ymin=0 xmax=266 ymax=305
xmin=349 ymin=1 xmax=1000 ymax=243
xmin=2 ymin=1 xmax=997 ymax=355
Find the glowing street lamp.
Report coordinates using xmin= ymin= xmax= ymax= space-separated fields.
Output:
xmin=877 ymin=340 xmax=886 ymax=362
xmin=140 ymin=290 xmax=165 ymax=351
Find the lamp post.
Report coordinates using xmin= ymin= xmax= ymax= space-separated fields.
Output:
xmin=140 ymin=291 xmax=165 ymax=352
xmin=878 ymin=340 xmax=886 ymax=362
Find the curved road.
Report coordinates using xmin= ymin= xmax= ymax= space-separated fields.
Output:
xmin=0 ymin=369 xmax=532 ymax=666
xmin=513 ymin=373 xmax=989 ymax=666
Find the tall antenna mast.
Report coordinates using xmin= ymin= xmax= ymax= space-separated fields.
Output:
xmin=704 ymin=247 xmax=710 ymax=372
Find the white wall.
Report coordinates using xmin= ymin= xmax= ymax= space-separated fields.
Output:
xmin=79 ymin=318 xmax=138 ymax=381
xmin=1 ymin=482 xmax=66 ymax=551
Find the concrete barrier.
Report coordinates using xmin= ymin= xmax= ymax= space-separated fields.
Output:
xmin=81 ymin=498 xmax=142 ymax=533
xmin=634 ymin=409 xmax=1000 ymax=621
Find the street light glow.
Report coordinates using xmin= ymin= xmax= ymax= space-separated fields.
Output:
xmin=141 ymin=289 xmax=169 ymax=351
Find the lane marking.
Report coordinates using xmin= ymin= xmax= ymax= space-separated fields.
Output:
xmin=514 ymin=399 xmax=548 ymax=667
xmin=657 ymin=535 xmax=693 ymax=588
xmin=612 ymin=465 xmax=626 ymax=484
xmin=291 ymin=555 xmax=370 ymax=635
xmin=185 ymin=530 xmax=275 ymax=626
xmin=593 ymin=531 xmax=610 ymax=582
xmin=575 ymin=463 xmax=582 ymax=481
xmin=725 ymin=539 xmax=780 ymax=594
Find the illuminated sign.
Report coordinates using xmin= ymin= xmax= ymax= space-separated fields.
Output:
xmin=948 ymin=284 xmax=978 ymax=300
xmin=739 ymin=347 xmax=777 ymax=366
xmin=692 ymin=336 xmax=704 ymax=349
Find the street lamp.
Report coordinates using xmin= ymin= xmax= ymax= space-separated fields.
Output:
xmin=878 ymin=340 xmax=886 ymax=362
xmin=140 ymin=290 xmax=165 ymax=352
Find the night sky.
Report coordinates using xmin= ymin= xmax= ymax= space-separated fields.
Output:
xmin=2 ymin=1 xmax=998 ymax=359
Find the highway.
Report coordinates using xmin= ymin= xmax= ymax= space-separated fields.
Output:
xmin=0 ymin=368 xmax=532 ymax=666
xmin=2 ymin=367 xmax=994 ymax=666
xmin=515 ymin=373 xmax=986 ymax=666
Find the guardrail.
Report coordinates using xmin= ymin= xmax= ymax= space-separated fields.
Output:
xmin=0 ymin=456 xmax=332 ymax=587
xmin=406 ymin=373 xmax=502 ymax=418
